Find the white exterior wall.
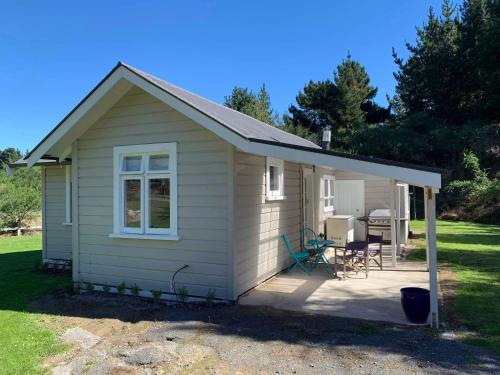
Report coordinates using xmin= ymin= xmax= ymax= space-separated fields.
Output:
xmin=233 ymin=151 xmax=302 ymax=296
xmin=75 ymin=87 xmax=233 ymax=299
xmin=43 ymin=166 xmax=73 ymax=260
xmin=334 ymin=170 xmax=392 ymax=213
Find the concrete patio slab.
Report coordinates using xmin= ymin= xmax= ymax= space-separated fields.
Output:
xmin=239 ymin=258 xmax=430 ymax=325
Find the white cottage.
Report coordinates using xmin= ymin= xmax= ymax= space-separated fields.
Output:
xmin=10 ymin=63 xmax=441 ymax=326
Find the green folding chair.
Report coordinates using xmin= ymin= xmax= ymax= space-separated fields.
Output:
xmin=282 ymin=234 xmax=311 ymax=275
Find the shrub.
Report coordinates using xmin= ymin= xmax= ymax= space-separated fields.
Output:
xmin=206 ymin=289 xmax=216 ymax=305
xmin=440 ymin=151 xmax=500 ymax=224
xmin=102 ymin=284 xmax=111 ymax=293
xmin=177 ymin=286 xmax=189 ymax=303
xmin=130 ymin=284 xmax=140 ymax=296
xmin=84 ymin=282 xmax=94 ymax=292
xmin=151 ymin=290 xmax=162 ymax=299
xmin=0 ymin=167 xmax=41 ymax=233
xmin=117 ymin=282 xmax=126 ymax=294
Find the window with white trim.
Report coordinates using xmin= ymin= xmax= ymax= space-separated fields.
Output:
xmin=324 ymin=175 xmax=335 ymax=212
xmin=266 ymin=157 xmax=285 ymax=200
xmin=63 ymin=165 xmax=72 ymax=225
xmin=111 ymin=143 xmax=178 ymax=240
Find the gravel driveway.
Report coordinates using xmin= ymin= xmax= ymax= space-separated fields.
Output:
xmin=32 ymin=291 xmax=499 ymax=375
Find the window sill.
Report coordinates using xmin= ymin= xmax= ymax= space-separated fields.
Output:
xmin=266 ymin=195 xmax=286 ymax=202
xmin=109 ymin=233 xmax=181 ymax=241
xmin=61 ymin=222 xmax=73 ymax=226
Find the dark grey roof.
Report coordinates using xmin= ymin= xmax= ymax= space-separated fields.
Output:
xmin=121 ymin=63 xmax=320 ymax=149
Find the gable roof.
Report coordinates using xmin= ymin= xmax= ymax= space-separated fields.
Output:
xmin=22 ymin=62 xmax=441 ymax=189
xmin=25 ymin=62 xmax=317 ymax=162
xmin=120 ymin=63 xmax=319 ymax=149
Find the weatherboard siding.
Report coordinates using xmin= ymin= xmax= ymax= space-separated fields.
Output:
xmin=76 ymin=87 xmax=232 ymax=299
xmin=44 ymin=166 xmax=72 ymax=260
xmin=234 ymin=151 xmax=301 ymax=296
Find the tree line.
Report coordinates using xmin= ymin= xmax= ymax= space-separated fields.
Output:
xmin=0 ymin=148 xmax=41 ymax=234
xmin=224 ymin=0 xmax=499 ymax=223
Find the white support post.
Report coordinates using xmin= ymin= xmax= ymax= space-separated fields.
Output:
xmin=396 ymin=184 xmax=401 ymax=257
xmin=425 ymin=187 xmax=439 ymax=328
xmin=71 ymin=141 xmax=80 ymax=285
xmin=389 ymin=180 xmax=397 ymax=268
xmin=424 ymin=188 xmax=430 ymax=271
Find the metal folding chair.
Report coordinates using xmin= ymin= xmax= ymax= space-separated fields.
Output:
xmin=282 ymin=234 xmax=311 ymax=275
xmin=367 ymin=234 xmax=383 ymax=270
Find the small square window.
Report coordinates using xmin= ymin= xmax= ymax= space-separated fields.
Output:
xmin=266 ymin=157 xmax=285 ymax=200
xmin=122 ymin=156 xmax=142 ymax=172
xmin=324 ymin=175 xmax=335 ymax=212
xmin=148 ymin=154 xmax=169 ymax=171
xmin=269 ymin=165 xmax=279 ymax=191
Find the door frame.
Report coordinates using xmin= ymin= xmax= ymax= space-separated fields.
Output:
xmin=302 ymin=167 xmax=315 ymax=232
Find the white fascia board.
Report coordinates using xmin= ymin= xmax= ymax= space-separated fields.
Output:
xmin=242 ymin=142 xmax=441 ymax=190
xmin=25 ymin=70 xmax=131 ymax=167
xmin=58 ymin=146 xmax=72 ymax=161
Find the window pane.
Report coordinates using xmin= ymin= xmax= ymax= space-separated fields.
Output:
xmin=149 ymin=154 xmax=169 ymax=171
xmin=324 ymin=180 xmax=329 ymax=196
xmin=124 ymin=180 xmax=141 ymax=227
xmin=269 ymin=166 xmax=279 ymax=191
xmin=329 ymin=180 xmax=335 ymax=195
xmin=149 ymin=178 xmax=170 ymax=229
xmin=329 ymin=198 xmax=334 ymax=207
xmin=123 ymin=156 xmax=142 ymax=172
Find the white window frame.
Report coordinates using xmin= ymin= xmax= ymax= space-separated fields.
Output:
xmin=323 ymin=174 xmax=335 ymax=212
xmin=266 ymin=157 xmax=285 ymax=201
xmin=62 ymin=165 xmax=72 ymax=225
xmin=110 ymin=143 xmax=179 ymax=240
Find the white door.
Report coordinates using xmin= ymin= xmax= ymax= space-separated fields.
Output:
xmin=303 ymin=168 xmax=315 ymax=232
xmin=334 ymin=180 xmax=365 ymax=240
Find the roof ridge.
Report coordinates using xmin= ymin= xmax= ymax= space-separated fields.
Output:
xmin=119 ymin=62 xmax=319 ymax=146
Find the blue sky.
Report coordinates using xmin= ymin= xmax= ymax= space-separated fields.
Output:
xmin=0 ymin=0 xmax=444 ymax=152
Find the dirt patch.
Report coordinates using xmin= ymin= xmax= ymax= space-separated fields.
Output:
xmin=32 ymin=291 xmax=499 ymax=375
xmin=439 ymin=264 xmax=461 ymax=326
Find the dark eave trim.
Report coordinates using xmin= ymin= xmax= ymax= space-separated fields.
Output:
xmin=248 ymin=138 xmax=444 ymax=175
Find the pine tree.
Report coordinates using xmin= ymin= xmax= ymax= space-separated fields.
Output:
xmin=224 ymin=84 xmax=279 ymax=126
xmin=284 ymin=55 xmax=389 ymax=152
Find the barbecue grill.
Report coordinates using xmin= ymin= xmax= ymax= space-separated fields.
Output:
xmin=357 ymin=209 xmax=392 ymax=241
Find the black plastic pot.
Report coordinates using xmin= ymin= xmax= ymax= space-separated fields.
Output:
xmin=400 ymin=287 xmax=430 ymax=324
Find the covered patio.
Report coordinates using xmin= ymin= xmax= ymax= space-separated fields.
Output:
xmin=235 ymin=142 xmax=442 ymax=327
xmin=243 ymin=139 xmax=442 ymax=326
xmin=239 ymin=253 xmax=429 ymax=325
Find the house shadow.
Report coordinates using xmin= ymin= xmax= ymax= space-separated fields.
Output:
xmin=26 ymin=289 xmax=500 ymax=373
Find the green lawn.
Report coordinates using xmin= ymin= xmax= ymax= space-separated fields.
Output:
xmin=0 ymin=234 xmax=71 ymax=374
xmin=409 ymin=220 xmax=500 ymax=354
